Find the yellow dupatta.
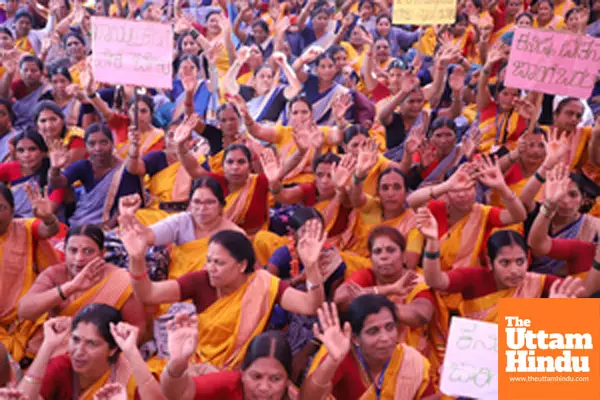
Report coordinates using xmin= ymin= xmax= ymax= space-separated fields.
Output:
xmin=363 ymin=156 xmax=392 ymax=196
xmin=224 ymin=173 xmax=259 ymax=227
xmin=115 ymin=127 xmax=164 ymax=160
xmin=478 ymin=109 xmax=523 ymax=154
xmin=15 ymin=36 xmax=34 ymax=55
xmin=63 ymin=127 xmax=85 ymax=147
xmin=490 ymin=23 xmax=514 ymax=45
xmin=168 ymin=237 xmax=210 ymax=280
xmin=209 ymin=150 xmax=224 ymax=174
xmin=197 ymin=270 xmax=279 ymax=369
xmin=0 ymin=219 xmax=58 ymax=361
xmin=69 ymin=59 xmax=86 ymax=87
xmin=79 ymin=355 xmax=137 ymax=400
xmin=360 ymin=344 xmax=430 ymax=400
xmin=460 ymin=273 xmax=545 ymax=323
xmin=414 ymin=26 xmax=437 ymax=56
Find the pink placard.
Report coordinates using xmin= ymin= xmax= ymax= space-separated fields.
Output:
xmin=505 ymin=27 xmax=600 ymax=98
xmin=91 ymin=17 xmax=173 ymax=89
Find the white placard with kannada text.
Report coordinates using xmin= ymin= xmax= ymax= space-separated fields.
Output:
xmin=440 ymin=317 xmax=499 ymax=400
xmin=92 ymin=17 xmax=173 ymax=89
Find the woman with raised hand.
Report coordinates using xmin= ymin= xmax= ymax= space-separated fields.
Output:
xmin=0 ymin=183 xmax=59 ymax=363
xmin=301 ymin=298 xmax=436 ymax=399
xmin=527 ymin=163 xmax=600 ymax=276
xmin=47 ymin=123 xmax=144 ymax=229
xmin=161 ymin=314 xmax=295 ymax=400
xmin=18 ymin=305 xmax=140 ymax=399
xmin=417 ymin=207 xmax=589 ymax=324
xmin=120 ymin=216 xmax=325 ymax=371
xmin=18 ymin=224 xmax=146 ymax=356
xmin=174 ymin=116 xmax=309 ymax=235
xmin=224 ymin=48 xmax=301 ymax=124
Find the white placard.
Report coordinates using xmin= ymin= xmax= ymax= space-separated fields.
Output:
xmin=440 ymin=317 xmax=499 ymax=400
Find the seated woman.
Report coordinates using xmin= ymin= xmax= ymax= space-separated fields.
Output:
xmin=33 ymin=100 xmax=86 ymax=164
xmin=39 ymin=67 xmax=85 ymax=129
xmin=476 ymin=46 xmax=528 ymax=154
xmin=344 ymin=142 xmax=423 ymax=268
xmin=121 ymin=175 xmax=244 ymax=281
xmin=534 ymin=0 xmax=567 ymax=29
xmin=333 ymin=226 xmax=445 ymax=381
xmin=18 ymin=305 xmax=159 ymax=399
xmin=47 ymin=123 xmax=144 ymax=229
xmin=302 ymin=298 xmax=437 ymax=399
xmin=18 ymin=224 xmax=146 ymax=356
xmin=171 ymin=53 xmax=219 ymax=122
xmin=161 ymin=316 xmax=293 ymax=400
xmin=224 ymin=48 xmax=301 ymax=124
xmin=527 ymin=163 xmax=600 ymax=276
xmin=0 ymin=99 xmax=18 ymax=162
xmin=81 ymin=67 xmax=164 ymax=160
xmin=119 ymin=221 xmax=325 ymax=371
xmin=175 ymin=122 xmax=309 ymax=235
xmin=0 ymin=183 xmax=60 ymax=362
xmin=418 ymin=209 xmax=589 ymax=323
xmin=0 ymin=131 xmax=64 ymax=219
xmin=126 ymin=115 xmax=207 ymax=226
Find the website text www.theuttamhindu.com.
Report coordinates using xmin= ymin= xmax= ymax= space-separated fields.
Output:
xmin=508 ymin=376 xmax=590 ymax=383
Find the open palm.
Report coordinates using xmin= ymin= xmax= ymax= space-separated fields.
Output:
xmin=297 ymin=219 xmax=327 ymax=267
xmin=259 ymin=147 xmax=282 ymax=182
xmin=474 ymin=155 xmax=504 ymax=189
xmin=167 ymin=312 xmax=199 ymax=363
xmin=415 ymin=207 xmax=439 ymax=240
xmin=313 ymin=302 xmax=351 ymax=363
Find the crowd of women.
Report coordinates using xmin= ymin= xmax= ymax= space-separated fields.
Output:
xmin=1 ymin=0 xmax=600 ymax=398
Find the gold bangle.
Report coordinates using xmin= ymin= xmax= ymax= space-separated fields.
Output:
xmin=540 ymin=204 xmax=556 ymax=219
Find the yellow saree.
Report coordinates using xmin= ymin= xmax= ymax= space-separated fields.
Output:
xmin=79 ymin=354 xmax=137 ymax=400
xmin=0 ymin=219 xmax=58 ymax=361
xmin=115 ymin=128 xmax=164 ymax=160
xmin=196 ymin=270 xmax=279 ymax=369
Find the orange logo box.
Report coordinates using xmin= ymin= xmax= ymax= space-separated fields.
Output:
xmin=498 ymin=298 xmax=600 ymax=400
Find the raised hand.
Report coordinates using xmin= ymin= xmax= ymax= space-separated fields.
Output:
xmin=181 ymin=73 xmax=197 ymax=94
xmin=93 ymin=383 xmax=127 ymax=400
xmin=405 ymin=124 xmax=426 ymax=157
xmin=302 ymin=46 xmax=324 ymax=64
xmin=296 ymin=218 xmax=327 ymax=268
xmin=355 ymin=138 xmax=379 ymax=179
xmin=312 ymin=302 xmax=351 ymax=363
xmin=259 ymin=147 xmax=283 ymax=183
xmin=48 ymin=139 xmax=70 ymax=169
xmin=331 ymin=154 xmax=357 ymax=191
xmin=545 ymin=163 xmax=570 ymax=203
xmin=415 ymin=207 xmax=439 ymax=240
xmin=167 ymin=312 xmax=199 ymax=364
xmin=236 ymin=46 xmax=251 ymax=64
xmin=271 ymin=51 xmax=287 ymax=66
xmin=390 ymin=270 xmax=420 ymax=298
xmin=542 ymin=128 xmax=569 ymax=169
xmin=42 ymin=316 xmax=72 ymax=351
xmin=65 ymin=257 xmax=105 ymax=294
xmin=24 ymin=181 xmax=55 ymax=222
xmin=0 ymin=388 xmax=29 ymax=400
xmin=80 ymin=64 xmax=95 ymax=96
xmin=293 ymin=125 xmax=312 ymax=153
xmin=461 ymin=126 xmax=481 ymax=160
xmin=332 ymin=92 xmax=352 ymax=121
xmin=449 ymin=66 xmax=466 ymax=93
xmin=485 ymin=43 xmax=509 ymax=67
xmin=119 ymin=194 xmax=142 ymax=216
xmin=473 ymin=154 xmax=505 ymax=189
xmin=514 ymin=97 xmax=536 ymax=121
xmin=444 ymin=163 xmax=476 ymax=192
xmin=468 ymin=12 xmax=480 ymax=27
xmin=173 ymin=117 xmax=194 ymax=147
xmin=399 ymin=74 xmax=420 ymax=95
xmin=205 ymin=42 xmax=224 ymax=65
xmin=119 ymin=214 xmax=151 ymax=259
xmin=128 ymin=126 xmax=141 ymax=148
xmin=109 ymin=322 xmax=139 ymax=355
xmin=549 ymin=276 xmax=585 ymax=298
xmin=66 ymin=83 xmax=86 ymax=101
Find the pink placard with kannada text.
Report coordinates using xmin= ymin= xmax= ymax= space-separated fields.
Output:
xmin=505 ymin=27 xmax=600 ymax=98
xmin=91 ymin=17 xmax=173 ymax=89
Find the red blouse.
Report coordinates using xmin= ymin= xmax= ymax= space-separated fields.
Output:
xmin=192 ymin=371 xmax=244 ymax=399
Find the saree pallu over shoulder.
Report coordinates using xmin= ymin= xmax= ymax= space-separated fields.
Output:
xmin=64 ymin=127 xmax=85 ymax=146
xmin=168 ymin=238 xmax=210 ymax=280
xmin=477 ymin=109 xmax=523 ymax=154
xmin=224 ymin=173 xmax=259 ymax=227
xmin=360 ymin=344 xmax=429 ymax=400
xmin=460 ymin=273 xmax=545 ymax=323
xmin=79 ymin=354 xmax=136 ymax=400
xmin=12 ymin=83 xmax=50 ymax=128
xmin=310 ymin=84 xmax=349 ymax=126
xmin=115 ymin=128 xmax=164 ymax=160
xmin=197 ymin=270 xmax=279 ymax=370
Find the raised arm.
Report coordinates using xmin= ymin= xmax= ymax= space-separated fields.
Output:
xmin=292 ymin=46 xmax=324 ymax=84
xmin=233 ymin=7 xmax=251 ymax=43
xmin=528 ymin=164 xmax=571 ymax=256
xmin=415 ymin=207 xmax=450 ymax=291
xmin=22 ymin=181 xmax=60 ymax=239
xmin=160 ymin=313 xmax=199 ymax=400
xmin=47 ymin=139 xmax=70 ymax=189
xmin=18 ymin=317 xmax=71 ymax=400
xmin=223 ymin=46 xmax=250 ymax=96
xmin=280 ymin=219 xmax=326 ymax=315
xmin=347 ymin=139 xmax=377 ymax=208
xmin=407 ymin=163 xmax=475 ymax=209
xmin=110 ymin=323 xmax=166 ymax=400
xmin=125 ymin=128 xmax=147 ymax=176
xmin=81 ymin=66 xmax=115 ymax=122
xmin=120 ymin=215 xmax=181 ymax=306
xmin=175 ymin=115 xmax=210 ymax=179
xmin=272 ymin=51 xmax=302 ymax=99
xmin=260 ymin=147 xmax=305 ymax=204
xmin=477 ymin=44 xmax=508 ymax=111
xmin=234 ymin=95 xmax=278 ymax=143
xmin=297 ymin=0 xmax=317 ymax=31
xmin=299 ymin=302 xmax=351 ymax=400
xmin=0 ymin=58 xmax=17 ymax=98
xmin=378 ymin=74 xmax=420 ymax=127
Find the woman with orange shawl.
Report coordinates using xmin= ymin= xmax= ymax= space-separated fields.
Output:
xmin=119 ymin=219 xmax=325 ymax=371
xmin=0 ymin=183 xmax=60 ymax=362
xmin=333 ymin=226 xmax=447 ymax=387
xmin=175 ymin=120 xmax=309 ymax=235
xmin=17 ymin=224 xmax=146 ymax=357
xmin=417 ymin=208 xmax=588 ymax=324
xmin=476 ymin=45 xmax=528 ymax=154
xmin=302 ymin=298 xmax=437 ymax=399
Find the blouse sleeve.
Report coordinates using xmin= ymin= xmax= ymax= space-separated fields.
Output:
xmin=548 ymin=239 xmax=595 ymax=275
